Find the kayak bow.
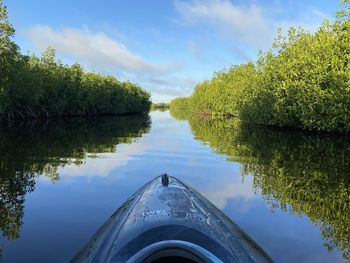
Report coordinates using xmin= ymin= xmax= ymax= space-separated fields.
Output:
xmin=72 ymin=174 xmax=273 ymax=263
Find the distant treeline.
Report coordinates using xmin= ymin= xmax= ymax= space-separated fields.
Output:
xmin=171 ymin=1 xmax=350 ymax=132
xmin=0 ymin=1 xmax=151 ymax=122
xmin=151 ymin=103 xmax=170 ymax=110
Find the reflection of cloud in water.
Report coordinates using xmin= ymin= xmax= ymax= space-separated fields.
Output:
xmin=54 ymin=111 xmax=259 ymax=217
xmin=49 ymin=111 xmax=258 ymax=214
xmin=199 ymin=174 xmax=257 ymax=210
xmin=58 ymin=112 xmax=184 ymax=178
xmin=59 ymin=143 xmax=149 ymax=177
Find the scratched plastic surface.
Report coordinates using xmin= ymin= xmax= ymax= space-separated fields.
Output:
xmin=72 ymin=176 xmax=272 ymax=263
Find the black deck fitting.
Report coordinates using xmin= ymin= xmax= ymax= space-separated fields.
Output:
xmin=161 ymin=173 xmax=169 ymax=186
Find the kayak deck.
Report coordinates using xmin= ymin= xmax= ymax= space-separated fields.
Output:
xmin=72 ymin=174 xmax=273 ymax=263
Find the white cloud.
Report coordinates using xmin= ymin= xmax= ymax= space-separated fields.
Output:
xmin=175 ymin=0 xmax=328 ymax=50
xmin=25 ymin=25 xmax=192 ymax=102
xmin=279 ymin=8 xmax=330 ymax=33
xmin=175 ymin=0 xmax=273 ymax=49
xmin=26 ymin=25 xmax=178 ymax=76
xmin=144 ymin=75 xmax=198 ymax=101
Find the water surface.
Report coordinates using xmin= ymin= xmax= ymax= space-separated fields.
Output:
xmin=0 ymin=111 xmax=349 ymax=262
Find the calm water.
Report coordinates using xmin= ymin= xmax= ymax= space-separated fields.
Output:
xmin=0 ymin=110 xmax=349 ymax=263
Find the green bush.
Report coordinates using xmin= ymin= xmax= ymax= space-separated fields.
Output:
xmin=242 ymin=21 xmax=350 ymax=131
xmin=169 ymin=97 xmax=191 ymax=110
xmin=171 ymin=1 xmax=350 ymax=132
xmin=0 ymin=1 xmax=151 ymax=121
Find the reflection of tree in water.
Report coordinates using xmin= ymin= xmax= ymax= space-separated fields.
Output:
xmin=170 ymin=109 xmax=350 ymax=261
xmin=0 ymin=172 xmax=35 ymax=240
xmin=0 ymin=115 xmax=150 ymax=242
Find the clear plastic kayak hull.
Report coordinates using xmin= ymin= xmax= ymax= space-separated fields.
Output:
xmin=71 ymin=174 xmax=273 ymax=263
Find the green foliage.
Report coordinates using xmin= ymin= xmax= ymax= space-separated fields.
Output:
xmin=171 ymin=111 xmax=350 ymax=260
xmin=0 ymin=46 xmax=151 ymax=120
xmin=244 ymin=22 xmax=350 ymax=131
xmin=0 ymin=2 xmax=151 ymax=121
xmin=0 ymin=0 xmax=20 ymax=116
xmin=0 ymin=115 xmax=150 ymax=240
xmin=0 ymin=0 xmax=15 ymax=51
xmin=170 ymin=2 xmax=350 ymax=132
xmin=337 ymin=0 xmax=350 ymax=21
xmin=169 ymin=97 xmax=191 ymax=110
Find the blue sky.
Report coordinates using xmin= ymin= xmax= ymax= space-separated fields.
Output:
xmin=5 ymin=0 xmax=340 ymax=102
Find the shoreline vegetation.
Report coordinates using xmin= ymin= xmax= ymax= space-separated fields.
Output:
xmin=0 ymin=1 xmax=151 ymax=123
xmin=151 ymin=103 xmax=170 ymax=110
xmin=170 ymin=0 xmax=350 ymax=133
